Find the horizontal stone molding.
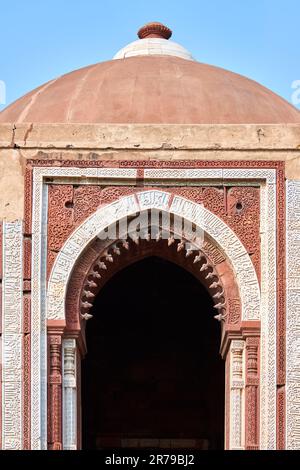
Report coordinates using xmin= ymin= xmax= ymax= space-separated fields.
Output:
xmin=0 ymin=123 xmax=299 ymax=150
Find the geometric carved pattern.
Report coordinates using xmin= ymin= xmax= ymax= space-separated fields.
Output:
xmin=230 ymin=340 xmax=245 ymax=450
xmin=62 ymin=339 xmax=77 ymax=450
xmin=259 ymin=181 xmax=277 ymax=450
xmin=227 ymin=187 xmax=260 ymax=278
xmin=286 ymin=180 xmax=300 ymax=450
xmin=46 ymin=184 xmax=260 ymax=279
xmin=170 ymin=194 xmax=260 ymax=321
xmin=28 ymin=164 xmax=278 ymax=450
xmin=47 ymin=332 xmax=63 ymax=450
xmin=245 ymin=337 xmax=259 ymax=450
xmin=228 ymin=299 xmax=242 ymax=325
xmin=47 ymin=190 xmax=260 ymax=322
xmin=47 ymin=185 xmax=143 ymax=276
xmin=276 ymin=166 xmax=286 ymax=449
xmin=172 ymin=186 xmax=260 ymax=278
xmin=31 ymin=166 xmax=138 ymax=450
xmin=24 ymin=167 xmax=33 ymax=236
xmin=1 ymin=221 xmax=23 ymax=449
xmin=48 ymin=185 xmax=74 ymax=252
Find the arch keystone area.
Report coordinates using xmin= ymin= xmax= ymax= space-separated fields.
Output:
xmin=47 ymin=190 xmax=260 ymax=322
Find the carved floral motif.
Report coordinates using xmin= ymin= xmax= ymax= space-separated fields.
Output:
xmin=23 ymin=162 xmax=283 ymax=450
xmin=48 ymin=185 xmax=74 ymax=252
xmin=228 ymin=299 xmax=241 ymax=325
xmin=47 ymin=184 xmax=261 ymax=280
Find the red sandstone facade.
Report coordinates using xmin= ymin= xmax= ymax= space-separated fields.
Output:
xmin=0 ymin=23 xmax=299 ymax=450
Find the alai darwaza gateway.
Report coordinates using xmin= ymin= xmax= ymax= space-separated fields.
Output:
xmin=0 ymin=22 xmax=300 ymax=451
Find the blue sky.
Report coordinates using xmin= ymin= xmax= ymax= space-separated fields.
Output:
xmin=0 ymin=0 xmax=299 ymax=111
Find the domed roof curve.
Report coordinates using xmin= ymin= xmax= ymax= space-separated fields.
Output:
xmin=1 ymin=22 xmax=299 ymax=124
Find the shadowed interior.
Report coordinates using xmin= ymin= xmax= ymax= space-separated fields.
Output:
xmin=82 ymin=256 xmax=224 ymax=449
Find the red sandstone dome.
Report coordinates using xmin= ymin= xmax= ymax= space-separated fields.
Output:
xmin=1 ymin=23 xmax=299 ymax=124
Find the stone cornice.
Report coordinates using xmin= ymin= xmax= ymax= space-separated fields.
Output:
xmin=0 ymin=123 xmax=300 ymax=150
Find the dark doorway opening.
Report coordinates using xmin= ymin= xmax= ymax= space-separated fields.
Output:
xmin=82 ymin=256 xmax=224 ymax=449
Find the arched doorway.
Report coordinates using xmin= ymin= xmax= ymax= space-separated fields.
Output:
xmin=82 ymin=256 xmax=224 ymax=450
xmin=47 ymin=191 xmax=261 ymax=450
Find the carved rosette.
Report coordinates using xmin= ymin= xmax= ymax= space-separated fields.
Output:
xmin=230 ymin=340 xmax=245 ymax=450
xmin=63 ymin=339 xmax=77 ymax=450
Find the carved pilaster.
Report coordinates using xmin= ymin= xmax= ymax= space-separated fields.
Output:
xmin=63 ymin=339 xmax=77 ymax=450
xmin=245 ymin=337 xmax=259 ymax=450
xmin=48 ymin=331 xmax=63 ymax=450
xmin=230 ymin=340 xmax=245 ymax=450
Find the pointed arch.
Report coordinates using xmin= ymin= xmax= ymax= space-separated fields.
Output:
xmin=47 ymin=190 xmax=260 ymax=322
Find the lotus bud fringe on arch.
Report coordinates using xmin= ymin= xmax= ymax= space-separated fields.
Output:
xmin=79 ymin=235 xmax=227 ymax=323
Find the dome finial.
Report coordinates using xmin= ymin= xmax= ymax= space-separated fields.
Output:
xmin=137 ymin=22 xmax=172 ymax=40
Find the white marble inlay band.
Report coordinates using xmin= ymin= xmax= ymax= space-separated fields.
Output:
xmin=63 ymin=339 xmax=77 ymax=450
xmin=1 ymin=221 xmax=23 ymax=450
xmin=286 ymin=180 xmax=300 ymax=450
xmin=30 ymin=166 xmax=276 ymax=450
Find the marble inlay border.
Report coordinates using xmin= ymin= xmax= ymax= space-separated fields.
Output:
xmin=286 ymin=180 xmax=300 ymax=449
xmin=30 ymin=166 xmax=276 ymax=450
xmin=1 ymin=221 xmax=23 ymax=449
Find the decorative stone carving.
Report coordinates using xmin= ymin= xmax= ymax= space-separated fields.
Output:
xmin=1 ymin=221 xmax=23 ymax=450
xmin=255 ymin=180 xmax=277 ymax=450
xmin=277 ymin=387 xmax=285 ymax=450
xmin=0 ymin=221 xmax=3 ymax=281
xmin=23 ymin=238 xmax=32 ymax=280
xmin=137 ymin=190 xmax=171 ymax=210
xmin=230 ymin=340 xmax=245 ymax=450
xmin=202 ymin=241 xmax=226 ymax=265
xmin=100 ymin=186 xmax=138 ymax=206
xmin=286 ymin=180 xmax=300 ymax=450
xmin=225 ymin=354 xmax=230 ymax=450
xmin=24 ymin=167 xmax=33 ymax=236
xmin=276 ymin=167 xmax=286 ymax=393
xmin=23 ymin=331 xmax=31 ymax=449
xmin=73 ymin=186 xmax=103 ymax=224
xmin=227 ymin=187 xmax=260 ymax=278
xmin=47 ymin=182 xmax=260 ymax=278
xmin=143 ymin=167 xmax=224 ymax=180
xmin=78 ymin=235 xmax=227 ymax=320
xmin=226 ymin=299 xmax=241 ymax=325
xmin=48 ymin=185 xmax=74 ymax=252
xmin=48 ymin=333 xmax=63 ymax=450
xmin=47 ymin=190 xmax=259 ymax=323
xmin=63 ymin=339 xmax=77 ymax=450
xmin=245 ymin=337 xmax=259 ymax=450
xmin=275 ymin=170 xmax=286 ymax=448
xmin=170 ymin=195 xmax=260 ymax=321
xmin=28 ymin=164 xmax=278 ymax=450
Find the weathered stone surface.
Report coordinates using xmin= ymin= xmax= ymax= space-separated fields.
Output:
xmin=0 ymin=123 xmax=299 ymax=222
xmin=5 ymin=123 xmax=300 ymax=151
xmin=0 ymin=149 xmax=24 ymax=221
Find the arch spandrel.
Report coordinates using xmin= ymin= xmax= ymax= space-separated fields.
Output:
xmin=47 ymin=190 xmax=260 ymax=322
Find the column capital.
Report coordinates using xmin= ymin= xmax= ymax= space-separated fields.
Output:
xmin=47 ymin=319 xmax=66 ymax=337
